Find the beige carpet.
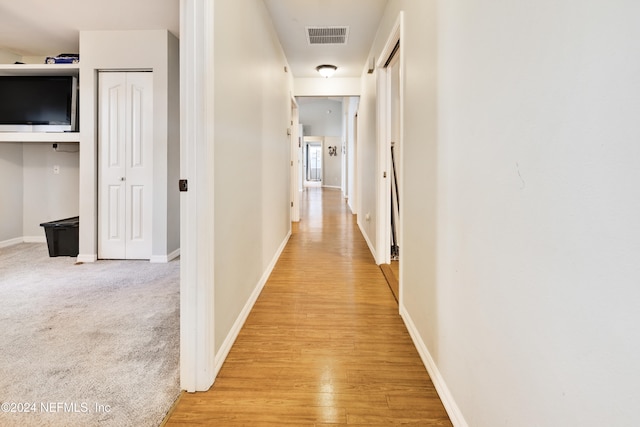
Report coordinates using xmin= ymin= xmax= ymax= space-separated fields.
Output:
xmin=0 ymin=243 xmax=180 ymax=427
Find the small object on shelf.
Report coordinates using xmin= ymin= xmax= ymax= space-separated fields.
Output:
xmin=45 ymin=53 xmax=79 ymax=64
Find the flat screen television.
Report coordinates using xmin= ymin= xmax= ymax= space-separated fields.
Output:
xmin=0 ymin=75 xmax=78 ymax=132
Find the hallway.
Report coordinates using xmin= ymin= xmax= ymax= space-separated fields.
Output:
xmin=166 ymin=188 xmax=451 ymax=426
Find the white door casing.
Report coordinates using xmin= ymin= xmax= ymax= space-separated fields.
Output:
xmin=98 ymin=71 xmax=153 ymax=260
xmin=388 ymin=43 xmax=401 ymax=263
xmin=180 ymin=0 xmax=216 ymax=392
xmin=290 ymin=97 xmax=301 ymax=222
xmin=375 ymin=13 xmax=403 ymax=266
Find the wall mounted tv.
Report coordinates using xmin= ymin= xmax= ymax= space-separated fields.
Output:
xmin=0 ymin=75 xmax=78 ymax=132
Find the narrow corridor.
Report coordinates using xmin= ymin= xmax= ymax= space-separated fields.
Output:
xmin=166 ymin=188 xmax=452 ymax=426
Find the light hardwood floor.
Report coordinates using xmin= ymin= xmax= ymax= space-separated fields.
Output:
xmin=380 ymin=261 xmax=400 ymax=303
xmin=165 ymin=187 xmax=452 ymax=426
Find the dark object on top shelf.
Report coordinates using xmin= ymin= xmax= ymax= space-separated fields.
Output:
xmin=45 ymin=53 xmax=79 ymax=64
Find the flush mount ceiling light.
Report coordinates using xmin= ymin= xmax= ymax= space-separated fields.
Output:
xmin=316 ymin=64 xmax=337 ymax=78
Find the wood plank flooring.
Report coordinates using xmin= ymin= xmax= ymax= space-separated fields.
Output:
xmin=165 ymin=187 xmax=452 ymax=426
xmin=380 ymin=261 xmax=400 ymax=303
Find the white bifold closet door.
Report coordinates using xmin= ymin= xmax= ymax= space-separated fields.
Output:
xmin=98 ymin=71 xmax=153 ymax=259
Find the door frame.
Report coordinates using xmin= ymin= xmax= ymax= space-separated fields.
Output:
xmin=351 ymin=110 xmax=359 ymax=214
xmin=180 ymin=0 xmax=216 ymax=393
xmin=290 ymin=96 xmax=301 ymax=222
xmin=375 ymin=13 xmax=404 ymax=269
xmin=303 ymin=137 xmax=324 ymax=184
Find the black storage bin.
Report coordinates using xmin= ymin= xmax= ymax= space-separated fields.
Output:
xmin=40 ymin=216 xmax=79 ymax=257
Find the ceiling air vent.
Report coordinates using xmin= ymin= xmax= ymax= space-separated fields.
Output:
xmin=306 ymin=26 xmax=349 ymax=45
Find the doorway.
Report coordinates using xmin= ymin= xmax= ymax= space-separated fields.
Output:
xmin=290 ymin=97 xmax=301 ymax=222
xmin=388 ymin=42 xmax=401 ymax=262
xmin=376 ymin=14 xmax=403 ymax=302
xmin=307 ymin=143 xmax=322 ymax=182
xmin=304 ymin=138 xmax=323 ymax=186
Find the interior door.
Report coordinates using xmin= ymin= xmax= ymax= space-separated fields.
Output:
xmin=98 ymin=71 xmax=153 ymax=259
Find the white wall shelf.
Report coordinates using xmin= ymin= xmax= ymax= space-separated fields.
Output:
xmin=0 ymin=132 xmax=80 ymax=143
xmin=0 ymin=63 xmax=79 ymax=76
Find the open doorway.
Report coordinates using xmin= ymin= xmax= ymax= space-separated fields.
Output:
xmin=305 ymin=140 xmax=323 ymax=184
xmin=388 ymin=42 xmax=401 ymax=263
xmin=296 ymin=96 xmax=359 ymax=196
xmin=376 ymin=14 xmax=403 ymax=303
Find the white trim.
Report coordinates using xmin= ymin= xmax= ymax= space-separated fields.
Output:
xmin=290 ymin=96 xmax=301 ymax=223
xmin=214 ymin=231 xmax=291 ymax=375
xmin=150 ymin=248 xmax=180 ymax=263
xmin=0 ymin=132 xmax=80 ymax=143
xmin=357 ymin=219 xmax=378 ymax=263
xmin=396 ymin=15 xmax=405 ymax=306
xmin=400 ymin=304 xmax=469 ymax=427
xmin=352 ymin=110 xmax=359 ymax=217
xmin=179 ymin=0 xmax=216 ymax=393
xmin=322 ymin=185 xmax=342 ymax=190
xmin=375 ymin=14 xmax=403 ymax=266
xmin=77 ymin=253 xmax=98 ymax=263
xmin=0 ymin=237 xmax=24 ymax=248
xmin=23 ymin=236 xmax=46 ymax=243
xmin=375 ymin=65 xmax=389 ymax=265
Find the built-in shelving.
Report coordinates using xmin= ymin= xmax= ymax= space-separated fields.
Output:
xmin=0 ymin=63 xmax=80 ymax=143
xmin=0 ymin=63 xmax=79 ymax=76
xmin=0 ymin=132 xmax=79 ymax=143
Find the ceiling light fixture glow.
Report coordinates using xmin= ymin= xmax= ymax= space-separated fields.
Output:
xmin=316 ymin=64 xmax=337 ymax=78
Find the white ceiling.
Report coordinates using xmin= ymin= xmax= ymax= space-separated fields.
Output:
xmin=263 ymin=0 xmax=388 ymax=77
xmin=0 ymin=0 xmax=387 ymax=78
xmin=0 ymin=0 xmax=180 ymax=57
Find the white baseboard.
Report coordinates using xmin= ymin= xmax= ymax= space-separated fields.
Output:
xmin=400 ymin=304 xmax=468 ymax=427
xmin=0 ymin=237 xmax=24 ymax=248
xmin=150 ymin=248 xmax=180 ymax=263
xmin=348 ymin=199 xmax=356 ymax=215
xmin=76 ymin=254 xmax=98 ymax=263
xmin=23 ymin=236 xmax=46 ymax=243
xmin=357 ymin=219 xmax=377 ymax=263
xmin=214 ymin=231 xmax=292 ymax=375
xmin=1 ymin=236 xmax=46 ymax=248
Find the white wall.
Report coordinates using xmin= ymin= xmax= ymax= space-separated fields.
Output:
xmin=212 ymin=0 xmax=292 ymax=353
xmin=20 ymin=56 xmax=46 ymax=64
xmin=361 ymin=1 xmax=640 ymax=426
xmin=295 ymin=77 xmax=360 ymax=97
xmin=0 ymin=141 xmax=79 ymax=246
xmin=298 ymin=98 xmax=343 ymax=137
xmin=79 ymin=30 xmax=180 ymax=261
xmin=0 ymin=143 xmax=23 ymax=245
xmin=323 ymin=136 xmax=342 ymax=188
xmin=356 ymin=59 xmax=379 ymax=253
xmin=0 ymin=49 xmax=20 ymax=64
xmin=436 ymin=1 xmax=640 ymax=425
xmin=22 ymin=143 xmax=79 ymax=239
